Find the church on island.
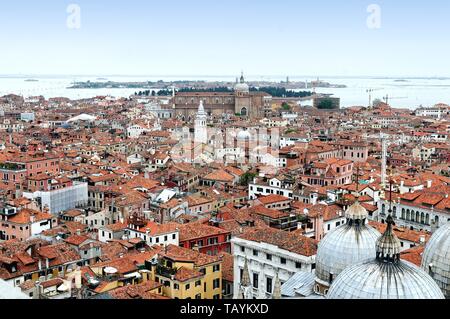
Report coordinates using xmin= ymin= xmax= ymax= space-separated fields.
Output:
xmin=173 ymin=73 xmax=272 ymax=120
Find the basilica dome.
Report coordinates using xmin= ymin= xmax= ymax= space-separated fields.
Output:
xmin=421 ymin=223 xmax=450 ymax=298
xmin=327 ymin=215 xmax=445 ymax=299
xmin=235 ymin=73 xmax=249 ymax=93
xmin=314 ymin=201 xmax=381 ymax=295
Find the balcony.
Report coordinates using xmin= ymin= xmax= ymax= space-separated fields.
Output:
xmin=0 ymin=162 xmax=25 ymax=171
xmin=155 ymin=264 xmax=177 ymax=278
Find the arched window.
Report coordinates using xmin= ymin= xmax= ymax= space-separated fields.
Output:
xmin=435 ymin=216 xmax=439 ymax=226
xmin=416 ymin=212 xmax=420 ymax=223
xmin=421 ymin=212 xmax=425 ymax=224
xmin=401 ymin=208 xmax=405 ymax=220
xmin=241 ymin=107 xmax=248 ymax=117
xmin=426 ymin=213 xmax=430 ymax=225
xmin=382 ymin=204 xmax=386 ymax=215
xmin=393 ymin=206 xmax=397 ymax=217
xmin=406 ymin=209 xmax=410 ymax=221
xmin=410 ymin=210 xmax=415 ymax=222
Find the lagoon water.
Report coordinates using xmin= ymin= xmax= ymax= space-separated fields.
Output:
xmin=1 ymin=75 xmax=449 ymax=109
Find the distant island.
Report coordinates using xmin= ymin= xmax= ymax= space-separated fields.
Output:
xmin=68 ymin=79 xmax=347 ymax=91
xmin=135 ymin=86 xmax=314 ymax=98
xmin=24 ymin=79 xmax=39 ymax=82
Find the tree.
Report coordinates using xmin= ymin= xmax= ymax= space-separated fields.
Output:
xmin=240 ymin=172 xmax=257 ymax=186
xmin=317 ymin=99 xmax=335 ymax=110
xmin=281 ymin=102 xmax=291 ymax=111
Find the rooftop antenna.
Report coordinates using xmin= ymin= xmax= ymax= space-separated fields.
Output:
xmin=388 ymin=168 xmax=393 ymax=216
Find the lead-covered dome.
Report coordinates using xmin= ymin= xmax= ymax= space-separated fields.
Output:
xmin=327 ymin=259 xmax=445 ymax=299
xmin=314 ymin=201 xmax=381 ymax=295
xmin=327 ymin=215 xmax=445 ymax=299
xmin=421 ymin=223 xmax=450 ymax=298
xmin=235 ymin=73 xmax=249 ymax=93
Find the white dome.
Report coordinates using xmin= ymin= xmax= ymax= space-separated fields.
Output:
xmin=235 ymin=82 xmax=249 ymax=93
xmin=421 ymin=223 xmax=450 ymax=298
xmin=327 ymin=260 xmax=445 ymax=299
xmin=328 ymin=215 xmax=445 ymax=299
xmin=314 ymin=202 xmax=380 ymax=290
xmin=315 ymin=218 xmax=380 ymax=286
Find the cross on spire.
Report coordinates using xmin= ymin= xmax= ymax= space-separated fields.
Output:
xmin=387 ymin=165 xmax=395 ymax=214
xmin=354 ymin=164 xmax=361 ymax=200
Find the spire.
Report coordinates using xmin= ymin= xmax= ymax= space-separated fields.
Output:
xmin=376 ymin=214 xmax=401 ymax=263
xmin=240 ymin=71 xmax=245 ymax=84
xmin=241 ymin=257 xmax=251 ymax=287
xmin=272 ymin=271 xmax=281 ymax=299
xmin=388 ymin=171 xmax=394 ymax=215
xmin=197 ymin=100 xmax=206 ymax=117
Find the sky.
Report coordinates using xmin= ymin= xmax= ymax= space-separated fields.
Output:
xmin=0 ymin=0 xmax=449 ymax=77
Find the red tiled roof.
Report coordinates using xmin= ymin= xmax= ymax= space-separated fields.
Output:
xmin=178 ymin=222 xmax=230 ymax=242
xmin=237 ymin=227 xmax=318 ymax=257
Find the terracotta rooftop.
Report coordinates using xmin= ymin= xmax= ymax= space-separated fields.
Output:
xmin=160 ymin=244 xmax=221 ymax=267
xmin=178 ymin=222 xmax=230 ymax=242
xmin=237 ymin=227 xmax=318 ymax=257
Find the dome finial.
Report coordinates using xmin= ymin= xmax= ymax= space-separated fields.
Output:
xmin=387 ymin=166 xmax=395 ymax=214
xmin=376 ymin=214 xmax=401 ymax=263
xmin=240 ymin=71 xmax=245 ymax=83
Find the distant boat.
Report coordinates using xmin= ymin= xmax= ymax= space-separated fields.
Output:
xmin=24 ymin=79 xmax=39 ymax=82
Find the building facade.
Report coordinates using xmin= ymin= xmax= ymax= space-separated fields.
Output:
xmin=173 ymin=74 xmax=272 ymax=120
xmin=231 ymin=228 xmax=317 ymax=299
